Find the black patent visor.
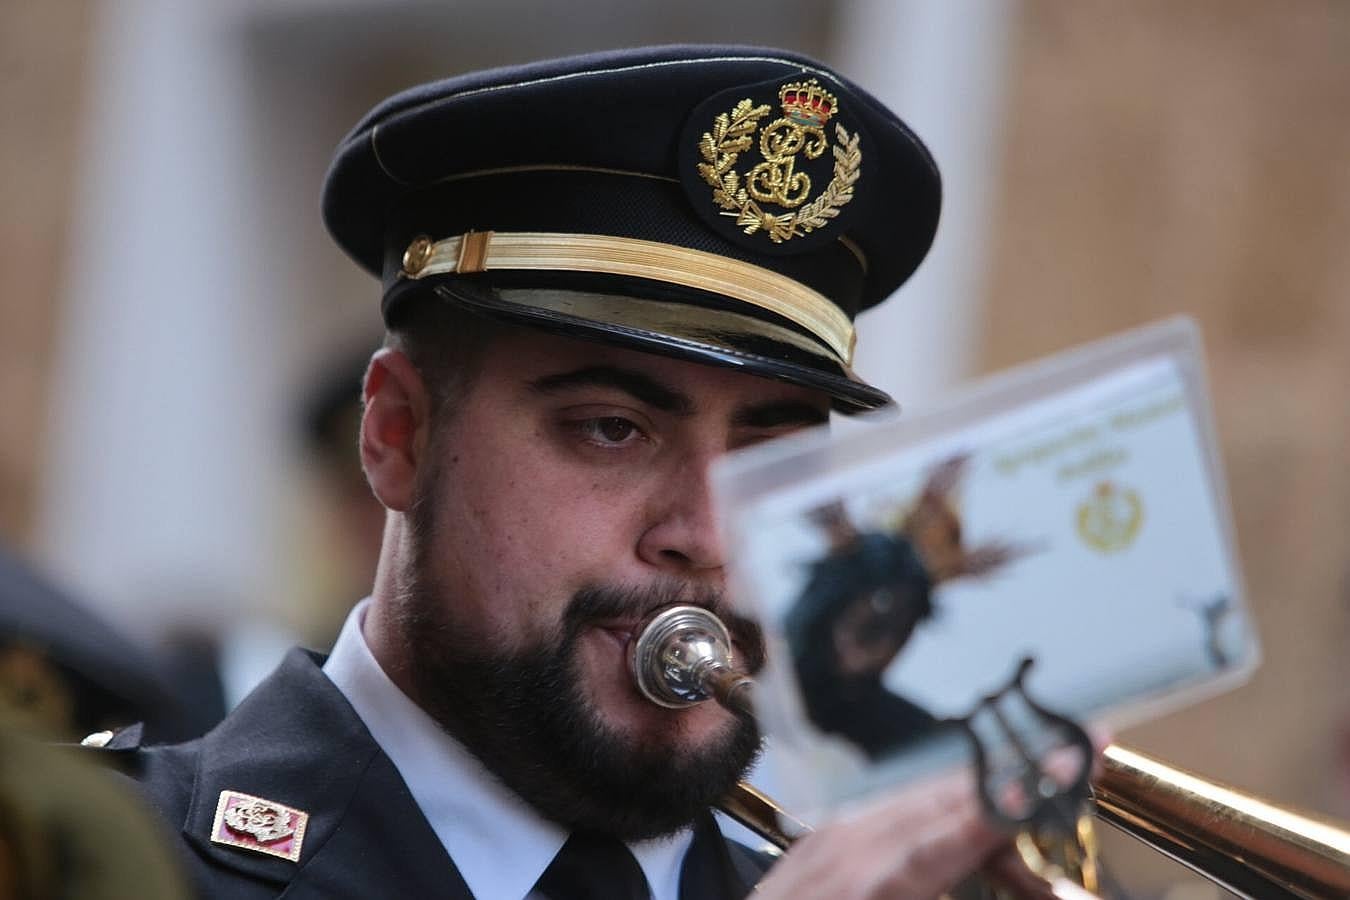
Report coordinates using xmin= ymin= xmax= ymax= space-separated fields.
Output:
xmin=429 ymin=281 xmax=894 ymax=413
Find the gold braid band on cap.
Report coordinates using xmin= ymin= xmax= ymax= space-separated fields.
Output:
xmin=400 ymin=231 xmax=856 ymax=365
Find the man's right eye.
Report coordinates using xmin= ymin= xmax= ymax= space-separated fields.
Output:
xmin=575 ymin=416 xmax=646 ymax=447
xmin=594 ymin=417 xmax=636 ymax=443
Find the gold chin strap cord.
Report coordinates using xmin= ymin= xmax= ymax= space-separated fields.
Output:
xmin=399 ymin=230 xmax=858 ymax=366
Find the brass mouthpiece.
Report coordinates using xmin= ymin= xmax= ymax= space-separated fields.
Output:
xmin=628 ymin=605 xmax=755 ymax=716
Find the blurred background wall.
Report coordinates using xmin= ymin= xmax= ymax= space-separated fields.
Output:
xmin=3 ymin=1 xmax=1348 ymax=894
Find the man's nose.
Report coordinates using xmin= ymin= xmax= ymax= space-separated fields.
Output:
xmin=635 ymin=456 xmax=726 ymax=574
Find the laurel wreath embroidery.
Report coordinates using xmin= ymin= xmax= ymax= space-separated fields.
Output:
xmin=697 ymin=98 xmax=861 ymax=243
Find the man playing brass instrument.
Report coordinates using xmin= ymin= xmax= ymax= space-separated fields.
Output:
xmin=99 ymin=46 xmax=1048 ymax=898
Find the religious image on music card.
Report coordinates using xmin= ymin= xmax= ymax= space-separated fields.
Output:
xmin=713 ymin=318 xmax=1258 ymax=814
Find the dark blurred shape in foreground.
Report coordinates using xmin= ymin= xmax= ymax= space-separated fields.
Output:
xmin=0 ymin=726 xmax=190 ymax=899
xmin=0 ymin=544 xmax=203 ymax=743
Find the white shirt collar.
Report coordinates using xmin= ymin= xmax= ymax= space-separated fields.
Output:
xmin=323 ymin=599 xmax=693 ymax=900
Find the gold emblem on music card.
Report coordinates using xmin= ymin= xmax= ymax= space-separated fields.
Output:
xmin=696 ymin=79 xmax=861 ymax=243
xmin=1076 ymin=480 xmax=1144 ymax=554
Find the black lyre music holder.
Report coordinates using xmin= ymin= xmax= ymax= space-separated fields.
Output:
xmin=944 ymin=657 xmax=1095 ymax=833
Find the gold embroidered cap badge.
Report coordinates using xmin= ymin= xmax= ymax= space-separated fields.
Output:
xmin=695 ymin=78 xmax=861 ymax=244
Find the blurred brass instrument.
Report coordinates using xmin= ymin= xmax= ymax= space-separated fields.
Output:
xmin=1094 ymin=745 xmax=1350 ymax=899
xmin=630 ymin=605 xmax=1350 ymax=900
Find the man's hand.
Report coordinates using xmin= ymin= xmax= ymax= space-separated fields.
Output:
xmin=752 ymin=767 xmax=1008 ymax=900
xmin=752 ymin=730 xmax=1109 ymax=900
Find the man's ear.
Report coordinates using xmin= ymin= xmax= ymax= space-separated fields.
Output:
xmin=360 ymin=348 xmax=430 ymax=512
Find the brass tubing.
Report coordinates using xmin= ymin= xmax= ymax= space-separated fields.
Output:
xmin=701 ymin=666 xmax=756 ymax=718
xmin=721 ymin=782 xmax=813 ymax=851
xmin=723 ymin=745 xmax=1350 ymax=899
xmin=1092 ymin=744 xmax=1350 ymax=900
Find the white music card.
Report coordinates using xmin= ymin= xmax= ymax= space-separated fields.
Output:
xmin=714 ymin=318 xmax=1257 ymax=813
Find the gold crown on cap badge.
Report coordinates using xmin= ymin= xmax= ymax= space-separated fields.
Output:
xmin=778 ymin=79 xmax=838 ymax=127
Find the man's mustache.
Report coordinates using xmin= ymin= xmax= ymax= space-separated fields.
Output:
xmin=566 ymin=580 xmax=766 ymax=675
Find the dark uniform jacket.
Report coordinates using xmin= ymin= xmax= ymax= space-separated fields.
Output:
xmin=99 ymin=649 xmax=772 ymax=899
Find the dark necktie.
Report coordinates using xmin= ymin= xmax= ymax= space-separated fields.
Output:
xmin=678 ymin=814 xmax=767 ymax=900
xmin=534 ymin=831 xmax=651 ymax=900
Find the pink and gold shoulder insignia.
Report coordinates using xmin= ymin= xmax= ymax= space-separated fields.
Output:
xmin=210 ymin=790 xmax=308 ymax=862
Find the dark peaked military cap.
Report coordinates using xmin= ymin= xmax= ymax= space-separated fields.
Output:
xmin=323 ymin=45 xmax=941 ymax=410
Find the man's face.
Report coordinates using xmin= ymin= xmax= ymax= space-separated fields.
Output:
xmin=385 ymin=327 xmax=830 ymax=837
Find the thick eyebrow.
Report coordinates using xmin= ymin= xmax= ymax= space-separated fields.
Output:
xmin=732 ymin=400 xmax=830 ymax=430
xmin=528 ymin=365 xmax=694 ymax=414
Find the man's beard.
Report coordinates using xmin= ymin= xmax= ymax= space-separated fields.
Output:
xmin=396 ymin=484 xmax=764 ymax=840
